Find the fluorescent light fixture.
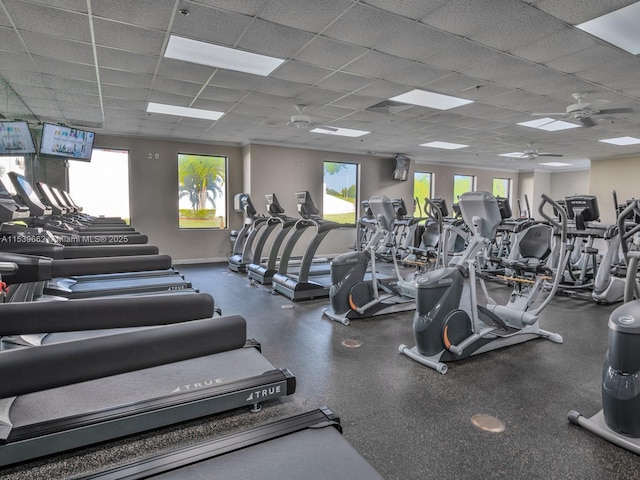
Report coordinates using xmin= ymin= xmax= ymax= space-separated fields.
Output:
xmin=420 ymin=141 xmax=469 ymax=150
xmin=310 ymin=126 xmax=369 ymax=137
xmin=146 ymin=102 xmax=224 ymax=121
xmin=577 ymin=3 xmax=640 ymax=55
xmin=390 ymin=89 xmax=473 ymax=110
xmin=539 ymin=162 xmax=572 ymax=167
xmin=517 ymin=118 xmax=580 ymax=131
xmin=165 ymin=35 xmax=284 ymax=76
xmin=499 ymin=152 xmax=525 ymax=158
xmin=599 ymin=136 xmax=640 ymax=145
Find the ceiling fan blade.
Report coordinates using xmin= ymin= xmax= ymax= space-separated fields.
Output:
xmin=537 ymin=153 xmax=563 ymax=157
xmin=579 ymin=116 xmax=596 ymax=127
xmin=598 ymin=107 xmax=633 ymax=115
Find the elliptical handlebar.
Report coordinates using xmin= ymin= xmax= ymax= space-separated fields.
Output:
xmin=531 ymin=194 xmax=569 ymax=316
xmin=617 ymin=199 xmax=640 ymax=258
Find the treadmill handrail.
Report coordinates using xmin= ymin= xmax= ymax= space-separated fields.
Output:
xmin=0 ymin=293 xmax=215 ymax=335
xmin=0 ymin=315 xmax=247 ymax=398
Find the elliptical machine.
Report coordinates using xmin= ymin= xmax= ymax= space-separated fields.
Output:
xmin=399 ymin=191 xmax=565 ymax=374
xmin=322 ymin=195 xmax=418 ymax=325
xmin=568 ymin=199 xmax=640 ymax=453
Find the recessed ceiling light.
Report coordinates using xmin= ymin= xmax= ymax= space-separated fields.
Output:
xmin=499 ymin=152 xmax=525 ymax=158
xmin=539 ymin=162 xmax=572 ymax=167
xmin=517 ymin=118 xmax=580 ymax=131
xmin=599 ymin=136 xmax=640 ymax=145
xmin=310 ymin=126 xmax=369 ymax=137
xmin=165 ymin=35 xmax=284 ymax=76
xmin=146 ymin=102 xmax=224 ymax=121
xmin=390 ymin=89 xmax=473 ymax=110
xmin=577 ymin=3 xmax=640 ymax=55
xmin=420 ymin=141 xmax=469 ymax=150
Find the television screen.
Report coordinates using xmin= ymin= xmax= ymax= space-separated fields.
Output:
xmin=392 ymin=154 xmax=410 ymax=182
xmin=0 ymin=121 xmax=36 ymax=155
xmin=39 ymin=123 xmax=95 ymax=161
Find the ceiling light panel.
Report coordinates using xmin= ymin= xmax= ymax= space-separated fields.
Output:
xmin=390 ymin=89 xmax=473 ymax=110
xmin=164 ymin=35 xmax=284 ymax=76
xmin=577 ymin=3 xmax=640 ymax=55
xmin=146 ymin=102 xmax=224 ymax=120
xmin=599 ymin=136 xmax=640 ymax=145
xmin=499 ymin=152 xmax=524 ymax=158
xmin=310 ymin=126 xmax=370 ymax=137
xmin=517 ymin=117 xmax=580 ymax=131
xmin=420 ymin=141 xmax=469 ymax=150
xmin=539 ymin=162 xmax=572 ymax=167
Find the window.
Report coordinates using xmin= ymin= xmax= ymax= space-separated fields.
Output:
xmin=178 ymin=153 xmax=227 ymax=229
xmin=453 ymin=174 xmax=476 ymax=202
xmin=68 ymin=148 xmax=130 ymax=221
xmin=413 ymin=171 xmax=433 ymax=217
xmin=0 ymin=156 xmax=25 ymax=194
xmin=323 ymin=161 xmax=357 ymax=224
xmin=493 ymin=177 xmax=512 ymax=200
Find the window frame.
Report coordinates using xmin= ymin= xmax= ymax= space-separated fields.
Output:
xmin=322 ymin=161 xmax=358 ymax=225
xmin=453 ymin=173 xmax=477 ymax=202
xmin=178 ymin=152 xmax=228 ymax=230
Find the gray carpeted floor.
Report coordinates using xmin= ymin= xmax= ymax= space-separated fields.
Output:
xmin=1 ymin=262 xmax=639 ymax=479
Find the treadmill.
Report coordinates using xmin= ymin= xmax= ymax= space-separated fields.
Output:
xmin=0 ymin=179 xmax=158 ymax=258
xmin=0 ymin=251 xmax=195 ymax=300
xmin=0 ymin=300 xmax=296 ymax=467
xmin=228 ymin=193 xmax=267 ymax=273
xmin=248 ymin=193 xmax=306 ymax=286
xmin=78 ymin=408 xmax=383 ymax=480
xmin=8 ymin=172 xmax=148 ymax=245
xmin=272 ymin=191 xmax=352 ymax=300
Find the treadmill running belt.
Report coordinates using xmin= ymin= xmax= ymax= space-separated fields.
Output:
xmin=9 ymin=348 xmax=274 ymax=430
xmin=79 ymin=408 xmax=384 ymax=480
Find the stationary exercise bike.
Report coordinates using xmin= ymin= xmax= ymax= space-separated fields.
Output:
xmin=399 ymin=191 xmax=566 ymax=374
xmin=568 ymin=199 xmax=640 ymax=453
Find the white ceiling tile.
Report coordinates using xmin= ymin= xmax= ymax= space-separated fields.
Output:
xmin=343 ymin=51 xmax=415 ymax=78
xmin=236 ymin=19 xmax=317 ymax=58
xmin=21 ymin=32 xmax=95 ymax=64
xmin=0 ymin=26 xmax=27 ymax=52
xmin=97 ymin=47 xmax=159 ymax=74
xmin=469 ymin=6 xmax=566 ymax=51
xmin=100 ymin=68 xmax=154 ymax=88
xmin=93 ymin=19 xmax=165 ymax=55
xmin=384 ymin=63 xmax=450 ymax=88
xmin=193 ymin=0 xmax=269 ymax=17
xmin=91 ymin=0 xmax=175 ymax=30
xmin=323 ymin=4 xmax=408 ymax=48
xmin=294 ymin=37 xmax=368 ymax=69
xmin=422 ymin=0 xmax=525 ymax=37
xmin=156 ymin=58 xmax=216 ymax=84
xmin=545 ymin=45 xmax=628 ymax=73
xmin=171 ymin=3 xmax=252 ymax=47
xmin=422 ymin=39 xmax=501 ymax=71
xmin=294 ymin=86 xmax=348 ymax=105
xmin=252 ymin=77 xmax=310 ymax=97
xmin=271 ymin=60 xmax=333 ymax=84
xmin=207 ymin=70 xmax=263 ymax=91
xmin=199 ymin=85 xmax=249 ymax=103
xmin=510 ymin=29 xmax=597 ymax=63
xmin=257 ymin=0 xmax=353 ymax=33
xmin=33 ymin=55 xmax=97 ymax=81
xmin=152 ymin=77 xmax=204 ymax=97
xmin=6 ymin=1 xmax=90 ymax=42
xmin=316 ymin=72 xmax=373 ymax=93
xmin=361 ymin=0 xmax=449 ymax=20
xmin=374 ymin=18 xmax=460 ymax=60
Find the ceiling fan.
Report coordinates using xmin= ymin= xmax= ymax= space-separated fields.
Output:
xmin=531 ymin=92 xmax=633 ymax=127
xmin=519 ymin=143 xmax=563 ymax=160
xmin=287 ymin=104 xmax=315 ymax=129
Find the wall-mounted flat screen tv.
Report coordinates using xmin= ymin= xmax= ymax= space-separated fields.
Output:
xmin=0 ymin=121 xmax=36 ymax=155
xmin=39 ymin=123 xmax=95 ymax=161
xmin=392 ymin=154 xmax=410 ymax=182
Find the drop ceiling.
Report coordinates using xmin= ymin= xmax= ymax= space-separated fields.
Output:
xmin=1 ymin=0 xmax=640 ymax=171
